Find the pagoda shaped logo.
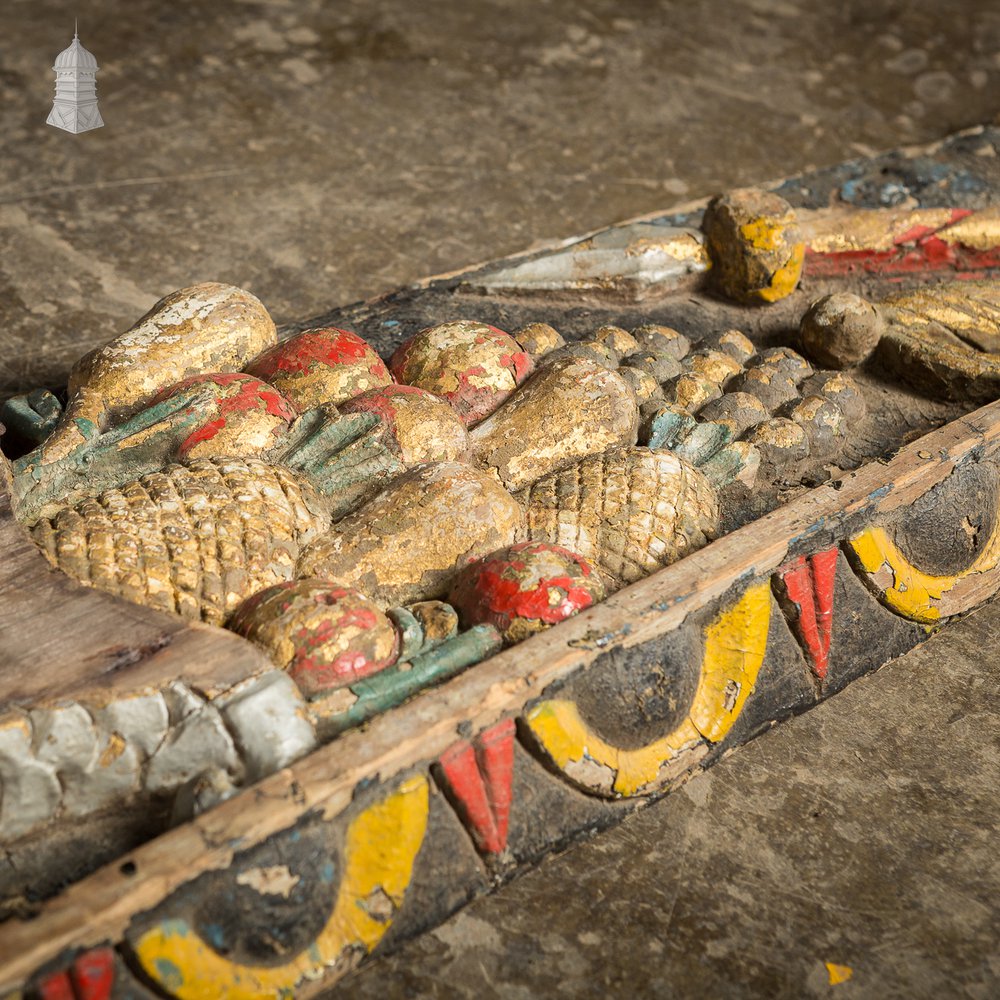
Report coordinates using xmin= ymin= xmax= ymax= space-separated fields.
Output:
xmin=46 ymin=23 xmax=104 ymax=134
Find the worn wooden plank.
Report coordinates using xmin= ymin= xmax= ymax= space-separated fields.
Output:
xmin=0 ymin=462 xmax=273 ymax=711
xmin=2 ymin=396 xmax=998 ymax=991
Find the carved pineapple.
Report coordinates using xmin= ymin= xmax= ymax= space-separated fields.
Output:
xmin=519 ymin=448 xmax=720 ymax=587
xmin=30 ymin=457 xmax=328 ymax=625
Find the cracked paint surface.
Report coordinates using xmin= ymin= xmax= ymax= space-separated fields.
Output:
xmin=849 ymin=520 xmax=1000 ymax=623
xmin=524 ymin=581 xmax=771 ymax=796
xmin=130 ymin=775 xmax=428 ymax=999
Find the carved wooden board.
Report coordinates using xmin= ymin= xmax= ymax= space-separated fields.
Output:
xmin=1 ymin=126 xmax=999 ymax=998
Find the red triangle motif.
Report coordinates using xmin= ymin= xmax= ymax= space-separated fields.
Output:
xmin=775 ymin=547 xmax=838 ymax=679
xmin=34 ymin=946 xmax=115 ymax=1000
xmin=436 ymin=718 xmax=515 ymax=857
xmin=71 ymin=947 xmax=116 ymax=1000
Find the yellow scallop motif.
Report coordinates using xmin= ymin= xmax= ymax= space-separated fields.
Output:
xmin=130 ymin=775 xmax=429 ymax=1000
xmin=849 ymin=522 xmax=1000 ymax=624
xmin=526 ymin=581 xmax=771 ymax=797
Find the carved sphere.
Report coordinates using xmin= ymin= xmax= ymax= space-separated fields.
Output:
xmin=631 ymin=324 xmax=690 ymax=361
xmin=449 ymin=541 xmax=604 ymax=644
xmin=800 ymin=371 xmax=867 ymax=422
xmin=514 ymin=322 xmax=565 ymax=360
xmin=547 ymin=340 xmax=619 ymax=369
xmin=698 ymin=391 xmax=769 ymax=438
xmin=788 ymin=394 xmax=847 ymax=457
xmin=799 ymin=292 xmax=884 ymax=369
xmin=616 ymin=366 xmax=662 ymax=401
xmin=717 ymin=329 xmax=755 ymax=363
xmin=757 ymin=347 xmax=814 ymax=382
xmin=246 ymin=327 xmax=391 ymax=410
xmin=389 ymin=320 xmax=533 ymax=427
xmin=230 ymin=579 xmax=399 ymax=699
xmin=340 ymin=384 xmax=469 ymax=465
xmin=153 ymin=372 xmax=299 ymax=460
xmin=745 ymin=416 xmax=811 ymax=468
xmin=685 ymin=350 xmax=744 ymax=386
xmin=733 ymin=364 xmax=800 ymax=412
xmin=593 ymin=324 xmax=639 ymax=356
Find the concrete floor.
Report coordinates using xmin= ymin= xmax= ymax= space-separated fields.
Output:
xmin=1 ymin=0 xmax=999 ymax=398
xmin=1 ymin=1 xmax=999 ymax=997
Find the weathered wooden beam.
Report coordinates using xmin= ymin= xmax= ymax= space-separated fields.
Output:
xmin=3 ymin=395 xmax=999 ymax=995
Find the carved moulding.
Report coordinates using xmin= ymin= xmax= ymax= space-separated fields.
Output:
xmin=5 ymin=399 xmax=1000 ymax=998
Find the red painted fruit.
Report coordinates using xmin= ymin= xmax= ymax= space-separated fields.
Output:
xmin=388 ymin=320 xmax=533 ymax=427
xmin=230 ymin=579 xmax=400 ymax=699
xmin=245 ymin=326 xmax=391 ymax=409
xmin=448 ymin=541 xmax=605 ymax=644
xmin=339 ymin=384 xmax=469 ymax=465
xmin=152 ymin=372 xmax=298 ymax=460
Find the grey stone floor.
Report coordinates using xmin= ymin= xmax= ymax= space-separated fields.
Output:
xmin=1 ymin=0 xmax=999 ymax=398
xmin=1 ymin=1 xmax=999 ymax=997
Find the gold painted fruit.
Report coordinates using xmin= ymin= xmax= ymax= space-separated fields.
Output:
xmin=339 ymin=384 xmax=470 ymax=465
xmin=297 ymin=461 xmax=524 ymax=608
xmin=448 ymin=541 xmax=605 ymax=644
xmin=521 ymin=448 xmax=720 ymax=587
xmin=47 ymin=282 xmax=278 ymax=461
xmin=229 ymin=579 xmax=399 ymax=698
xmin=469 ymin=357 xmax=639 ymax=491
xmin=389 ymin=320 xmax=534 ymax=427
xmin=30 ymin=458 xmax=328 ymax=625
xmin=245 ymin=327 xmax=391 ymax=410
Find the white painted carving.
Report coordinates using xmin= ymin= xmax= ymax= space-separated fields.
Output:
xmin=472 ymin=223 xmax=710 ymax=297
xmin=218 ymin=671 xmax=318 ymax=782
xmin=0 ymin=713 xmax=61 ymax=841
xmin=145 ymin=700 xmax=241 ymax=793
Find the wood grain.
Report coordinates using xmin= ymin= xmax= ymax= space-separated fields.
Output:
xmin=3 ymin=398 xmax=998 ymax=991
xmin=0 ymin=460 xmax=272 ymax=711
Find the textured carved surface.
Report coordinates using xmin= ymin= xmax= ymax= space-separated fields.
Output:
xmin=30 ymin=458 xmax=327 ymax=624
xmin=521 ymin=448 xmax=719 ymax=586
xmin=2 ymin=131 xmax=1000 ymax=997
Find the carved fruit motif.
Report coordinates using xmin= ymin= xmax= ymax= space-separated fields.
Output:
xmin=339 ymin=384 xmax=470 ymax=466
xmin=297 ymin=461 xmax=525 ymax=608
xmin=47 ymin=282 xmax=278 ymax=461
xmin=702 ymin=187 xmax=804 ymax=304
xmin=245 ymin=327 xmax=392 ymax=410
xmin=389 ymin=320 xmax=533 ymax=427
xmin=152 ymin=373 xmax=299 ymax=460
xmin=230 ymin=579 xmax=399 ymax=698
xmin=520 ymin=448 xmax=720 ymax=587
xmin=449 ymin=541 xmax=605 ymax=644
xmin=470 ymin=358 xmax=639 ymax=491
xmin=30 ymin=458 xmax=329 ymax=625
